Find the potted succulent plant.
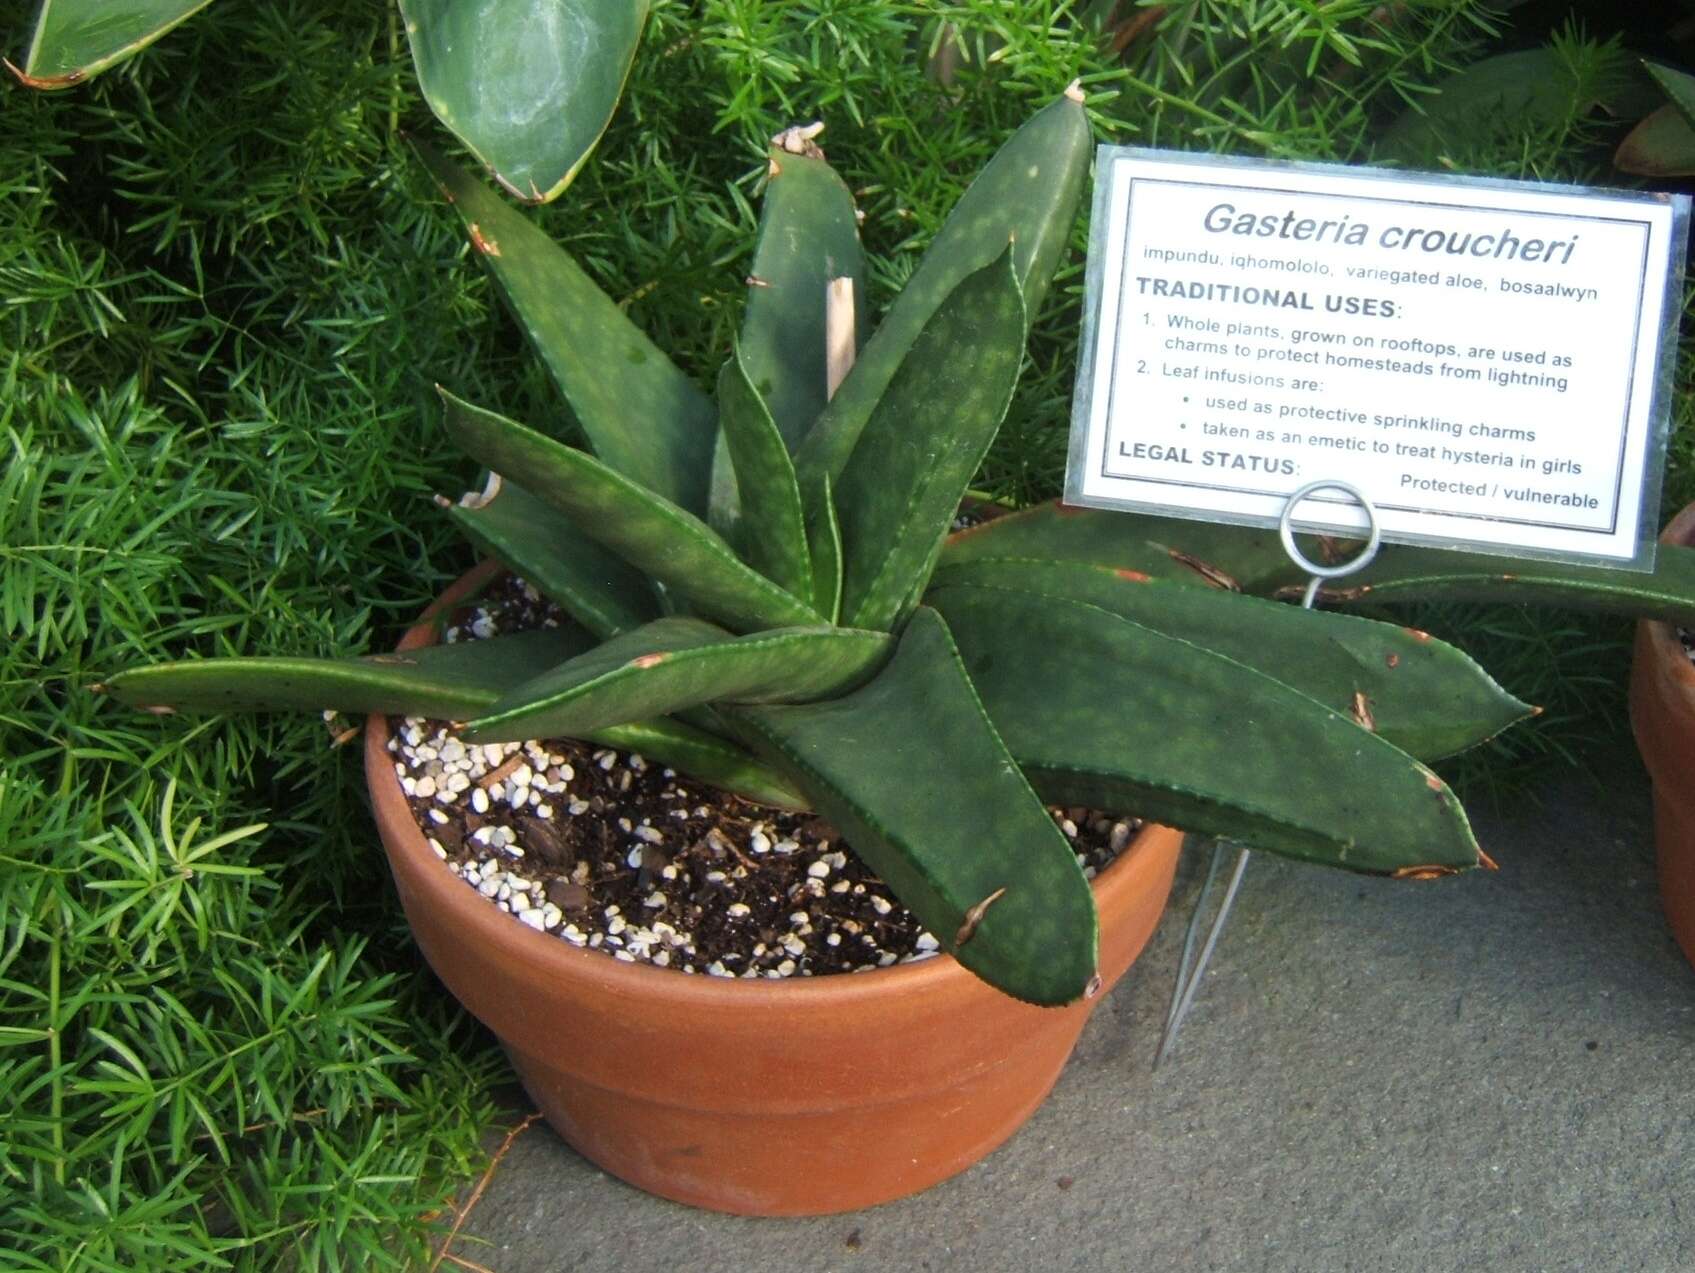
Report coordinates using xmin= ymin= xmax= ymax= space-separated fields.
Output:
xmin=1631 ymin=502 xmax=1695 ymax=970
xmin=101 ymin=89 xmax=1695 ymax=1212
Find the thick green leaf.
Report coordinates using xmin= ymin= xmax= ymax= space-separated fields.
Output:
xmin=586 ymin=717 xmax=807 ymax=810
xmin=941 ymin=499 xmax=1300 ymax=592
xmin=102 ymin=630 xmax=590 ymax=717
xmin=928 ymin=558 xmax=1533 ymax=760
xmin=728 ymin=607 xmax=1098 ymax=1006
xmin=794 ymin=91 xmax=1090 ymax=490
xmin=806 ymin=472 xmax=843 ymax=623
xmin=962 ymin=506 xmax=1695 ymax=628
xmin=105 ymin=631 xmax=809 ymax=808
xmin=415 ymin=142 xmax=717 ymax=516
xmin=466 ymin=617 xmax=891 ymax=742
xmin=12 ymin=0 xmax=214 ymax=88
xmin=714 ymin=348 xmax=813 ymax=601
xmin=438 ymin=388 xmax=821 ymax=632
xmin=400 ymin=0 xmax=646 ymax=203
xmin=1296 ymin=542 xmax=1695 ymax=626
xmin=835 ymin=248 xmax=1025 ymax=631
xmin=1616 ymin=104 xmax=1695 ymax=177
xmin=443 ymin=476 xmax=656 ymax=639
xmin=926 ymin=584 xmax=1481 ymax=875
xmin=741 ymin=148 xmax=866 ymax=449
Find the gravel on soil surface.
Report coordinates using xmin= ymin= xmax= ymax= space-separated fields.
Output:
xmin=380 ymin=575 xmax=1140 ymax=980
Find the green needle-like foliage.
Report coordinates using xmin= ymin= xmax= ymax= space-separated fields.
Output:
xmin=105 ymin=82 xmax=1695 ymax=1007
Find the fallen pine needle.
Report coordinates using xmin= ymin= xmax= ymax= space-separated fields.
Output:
xmin=429 ymin=1111 xmax=543 ymax=1273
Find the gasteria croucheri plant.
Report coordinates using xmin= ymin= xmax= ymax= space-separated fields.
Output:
xmin=104 ymin=88 xmax=1695 ymax=1005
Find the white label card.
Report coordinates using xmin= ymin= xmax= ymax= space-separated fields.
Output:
xmin=1066 ymin=148 xmax=1688 ymax=567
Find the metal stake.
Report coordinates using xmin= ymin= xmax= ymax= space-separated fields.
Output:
xmin=1154 ymin=480 xmax=1382 ymax=1066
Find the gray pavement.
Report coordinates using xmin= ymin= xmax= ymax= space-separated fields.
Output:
xmin=441 ymin=751 xmax=1694 ymax=1273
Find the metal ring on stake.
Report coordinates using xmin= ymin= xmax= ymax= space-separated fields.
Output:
xmin=1154 ymin=480 xmax=1383 ymax=1068
xmin=1277 ymin=479 xmax=1383 ymax=610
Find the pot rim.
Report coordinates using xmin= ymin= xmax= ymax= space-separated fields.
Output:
xmin=365 ymin=559 xmax=1178 ymax=1013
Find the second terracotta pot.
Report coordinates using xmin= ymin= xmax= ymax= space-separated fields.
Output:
xmin=1630 ymin=502 xmax=1695 ymax=971
xmin=366 ymin=561 xmax=1184 ymax=1215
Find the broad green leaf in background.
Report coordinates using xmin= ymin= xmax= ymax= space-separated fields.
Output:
xmin=1616 ymin=104 xmax=1695 ymax=176
xmin=400 ymin=0 xmax=648 ymax=203
xmin=1378 ymin=45 xmax=1655 ymax=168
xmin=1616 ymin=63 xmax=1695 ymax=176
xmin=10 ymin=0 xmax=215 ymax=87
xmin=1645 ymin=59 xmax=1695 ymax=128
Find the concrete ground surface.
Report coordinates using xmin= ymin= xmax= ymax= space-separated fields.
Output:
xmin=439 ymin=752 xmax=1694 ymax=1273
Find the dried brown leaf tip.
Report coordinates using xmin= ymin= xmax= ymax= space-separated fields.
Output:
xmin=1391 ymin=864 xmax=1459 ymax=880
xmin=5 ymin=58 xmax=84 ymax=89
xmin=456 ymin=471 xmax=503 ymax=510
xmin=1167 ymin=549 xmax=1240 ymax=592
xmin=771 ymin=121 xmax=826 ymax=159
xmin=1350 ymin=691 xmax=1375 ymax=732
xmin=954 ymin=886 xmax=1007 ymax=946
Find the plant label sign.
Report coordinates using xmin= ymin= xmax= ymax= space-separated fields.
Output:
xmin=1067 ymin=148 xmax=1689 ymax=567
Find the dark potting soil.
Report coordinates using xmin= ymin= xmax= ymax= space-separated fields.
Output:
xmin=381 ymin=575 xmax=1141 ymax=981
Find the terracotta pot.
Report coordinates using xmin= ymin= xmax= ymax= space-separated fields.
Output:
xmin=1630 ymin=502 xmax=1695 ymax=971
xmin=366 ymin=561 xmax=1184 ymax=1215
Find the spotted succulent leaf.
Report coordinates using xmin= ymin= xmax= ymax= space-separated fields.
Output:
xmin=926 ymin=583 xmax=1482 ymax=875
xmin=465 ymin=618 xmax=892 ymax=742
xmin=929 ymin=557 xmax=1533 ymax=760
xmin=437 ymin=387 xmax=821 ymax=633
xmin=714 ymin=346 xmax=814 ymax=602
xmin=443 ymin=476 xmax=657 ymax=640
xmin=416 ymin=141 xmax=718 ymax=517
xmin=727 ymin=607 xmax=1099 ymax=1006
xmin=794 ymin=91 xmax=1091 ymax=493
xmin=833 ymin=247 xmax=1025 ymax=631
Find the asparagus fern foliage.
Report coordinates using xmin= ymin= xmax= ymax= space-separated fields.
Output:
xmin=104 ymin=90 xmax=1695 ymax=1005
